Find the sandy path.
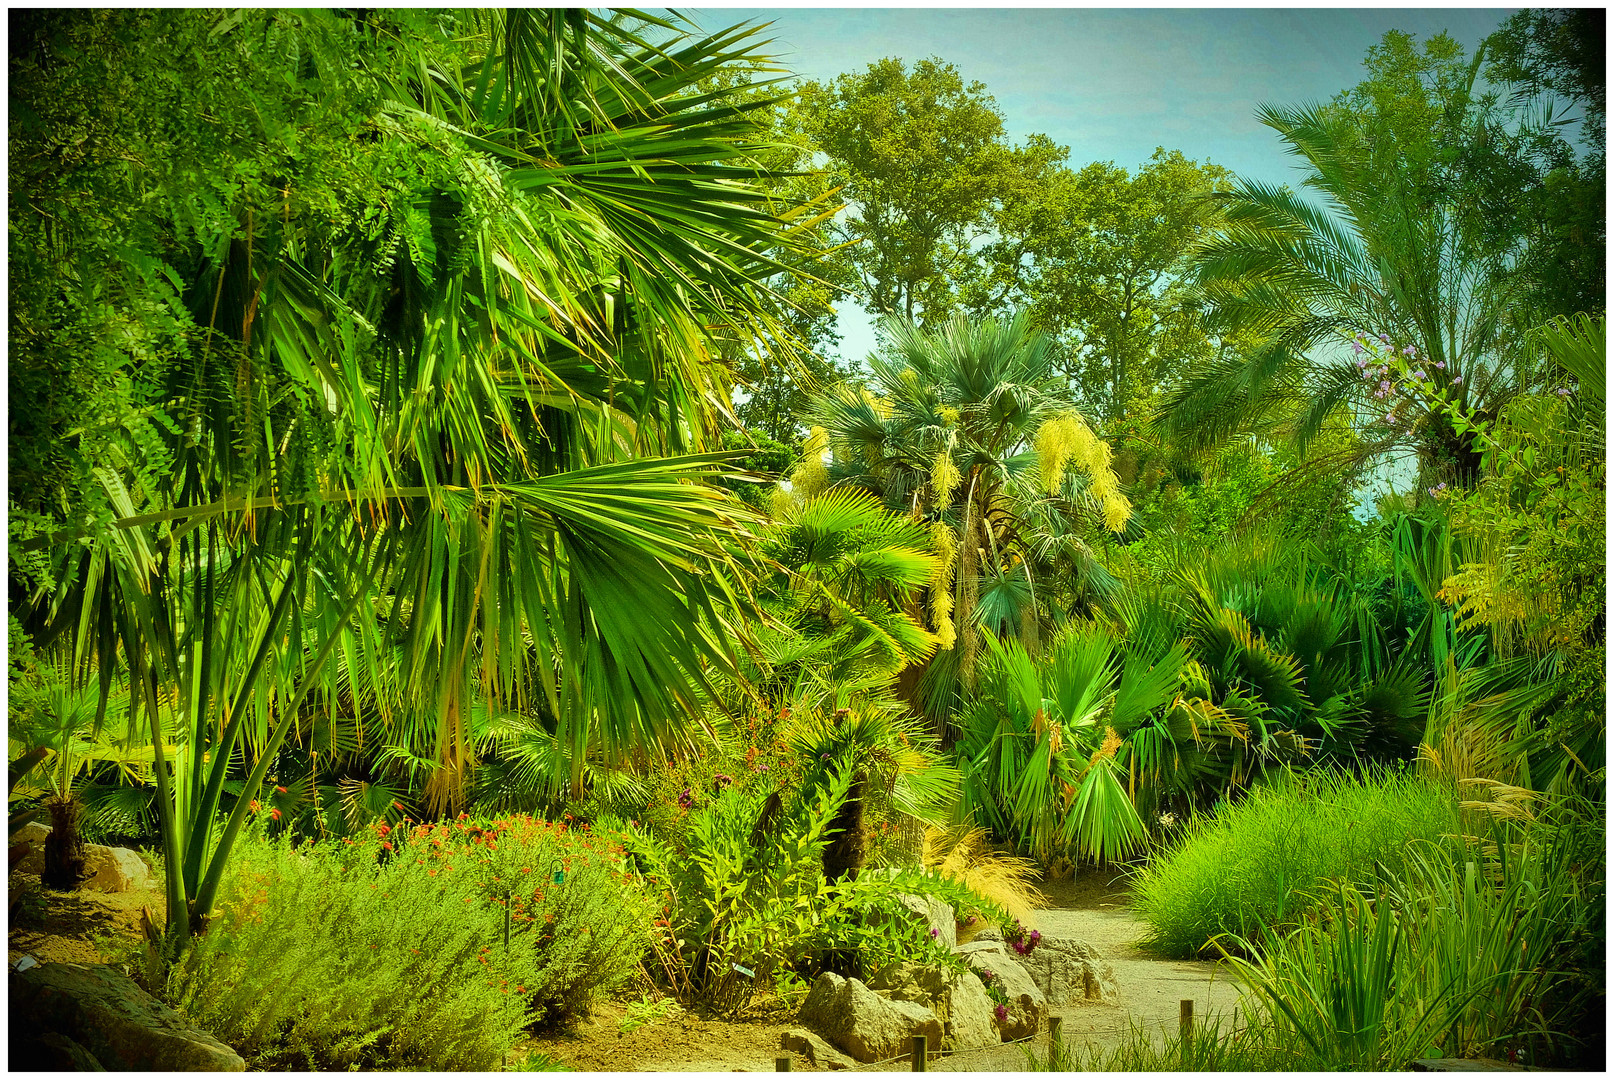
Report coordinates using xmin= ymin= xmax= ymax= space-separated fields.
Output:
xmin=877 ymin=889 xmax=1247 ymax=1072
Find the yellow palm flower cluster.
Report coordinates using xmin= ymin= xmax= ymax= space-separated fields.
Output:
xmin=1034 ymin=413 xmax=1132 ymax=533
xmin=929 ymin=520 xmax=957 ymax=648
xmin=930 ymin=443 xmax=961 ymax=504
xmin=770 ymin=426 xmax=831 ymax=518
xmin=791 ymin=425 xmax=831 ymax=498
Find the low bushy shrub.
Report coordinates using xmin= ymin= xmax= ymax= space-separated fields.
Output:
xmin=168 ymin=813 xmax=653 ymax=1069
xmin=1130 ymin=766 xmax=1459 ymax=957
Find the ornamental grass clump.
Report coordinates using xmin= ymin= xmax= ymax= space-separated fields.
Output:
xmin=168 ymin=813 xmax=652 ymax=1069
xmin=1220 ymin=824 xmax=1596 ymax=1069
xmin=1130 ymin=766 xmax=1460 ymax=958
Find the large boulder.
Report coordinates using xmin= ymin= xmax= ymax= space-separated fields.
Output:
xmin=892 ymin=892 xmax=956 ymax=949
xmin=11 ymin=961 xmax=245 ymax=1070
xmin=1019 ymin=934 xmax=1120 ymax=1005
xmin=12 ymin=1031 xmax=107 ymax=1070
xmin=13 ymin=825 xmax=155 ymax=893
xmin=797 ymin=971 xmax=944 ymax=1064
xmin=867 ymin=961 xmax=997 ymax=1052
xmin=953 ymin=941 xmax=1045 ymax=1040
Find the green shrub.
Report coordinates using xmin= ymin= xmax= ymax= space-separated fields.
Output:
xmin=1131 ymin=767 xmax=1459 ymax=957
xmin=168 ymin=814 xmax=653 ymax=1069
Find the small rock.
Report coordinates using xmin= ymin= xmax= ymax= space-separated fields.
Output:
xmin=967 ymin=924 xmax=1004 ymax=944
xmin=893 ymin=892 xmax=956 ymax=949
xmin=866 ymin=961 xmax=996 ymax=1052
xmin=781 ymin=1026 xmax=855 ymax=1069
xmin=13 ymin=826 xmax=153 ymax=893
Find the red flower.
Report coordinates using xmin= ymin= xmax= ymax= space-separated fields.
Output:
xmin=381 ymin=841 xmax=393 ymax=852
xmin=270 ymin=808 xmax=282 ymax=821
xmin=275 ymin=785 xmax=288 ymax=794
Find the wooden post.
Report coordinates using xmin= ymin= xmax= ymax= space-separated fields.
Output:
xmin=775 ymin=1055 xmax=792 ymax=1071
xmin=1179 ymin=998 xmax=1194 ymax=1040
xmin=1049 ymin=1013 xmax=1063 ymax=1046
xmin=910 ymin=1034 xmax=927 ymax=1071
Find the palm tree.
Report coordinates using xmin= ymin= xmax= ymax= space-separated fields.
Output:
xmin=1160 ymin=89 xmax=1539 ymax=490
xmin=810 ymin=313 xmax=1130 ymax=731
xmin=13 ymin=10 xmax=817 ymax=947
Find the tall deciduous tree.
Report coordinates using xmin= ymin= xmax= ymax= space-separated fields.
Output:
xmin=975 ymin=148 xmax=1232 ymax=420
xmin=1483 ymin=8 xmax=1606 ymax=320
xmin=794 ymin=57 xmax=1067 ymax=325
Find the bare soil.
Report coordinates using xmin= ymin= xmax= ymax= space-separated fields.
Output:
xmin=8 ymin=870 xmax=161 ymax=970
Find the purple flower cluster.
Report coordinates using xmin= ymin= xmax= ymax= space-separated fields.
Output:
xmin=994 ymin=1003 xmax=1009 ymax=1022
xmin=1348 ymin=330 xmax=1467 ymax=434
xmin=677 ymin=788 xmax=695 ymax=810
xmin=712 ymin=773 xmax=733 ymax=791
xmin=1428 ymin=482 xmax=1449 ymax=498
xmin=1003 ymin=919 xmax=1041 ymax=956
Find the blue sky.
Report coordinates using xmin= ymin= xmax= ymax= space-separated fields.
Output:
xmin=685 ymin=6 xmax=1519 ymax=362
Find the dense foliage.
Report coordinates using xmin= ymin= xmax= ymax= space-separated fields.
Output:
xmin=8 ymin=7 xmax=1602 ymax=1070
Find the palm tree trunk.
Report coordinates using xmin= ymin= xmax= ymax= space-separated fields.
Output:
xmin=821 ymin=770 xmax=866 ymax=885
xmin=42 ymin=796 xmax=87 ymax=889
